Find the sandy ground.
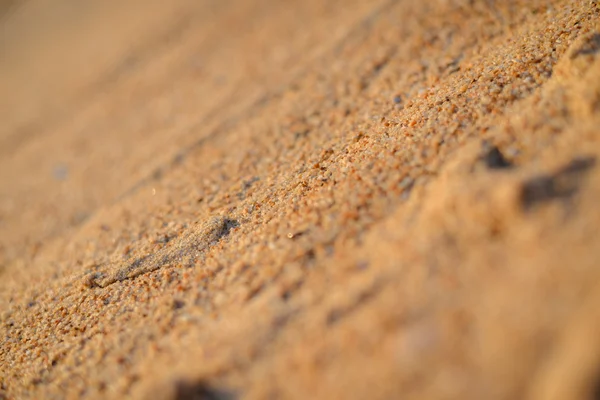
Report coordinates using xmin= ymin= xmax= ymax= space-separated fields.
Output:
xmin=1 ymin=0 xmax=600 ymax=399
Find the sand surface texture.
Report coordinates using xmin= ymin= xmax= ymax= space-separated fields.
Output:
xmin=1 ymin=0 xmax=600 ymax=399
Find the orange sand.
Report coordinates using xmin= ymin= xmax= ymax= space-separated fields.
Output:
xmin=1 ymin=1 xmax=600 ymax=399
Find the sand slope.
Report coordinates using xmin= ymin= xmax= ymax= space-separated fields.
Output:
xmin=1 ymin=1 xmax=600 ymax=399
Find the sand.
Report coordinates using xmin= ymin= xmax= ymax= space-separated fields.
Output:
xmin=1 ymin=0 xmax=600 ymax=399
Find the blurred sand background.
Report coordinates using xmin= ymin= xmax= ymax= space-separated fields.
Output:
xmin=1 ymin=0 xmax=600 ymax=399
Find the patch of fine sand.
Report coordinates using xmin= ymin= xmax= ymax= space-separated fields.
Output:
xmin=1 ymin=1 xmax=600 ymax=399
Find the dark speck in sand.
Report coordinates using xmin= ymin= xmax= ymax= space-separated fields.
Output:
xmin=480 ymin=142 xmax=512 ymax=169
xmin=52 ymin=164 xmax=69 ymax=181
xmin=172 ymin=299 xmax=186 ymax=310
xmin=520 ymin=156 xmax=596 ymax=210
xmin=173 ymin=380 xmax=237 ymax=400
